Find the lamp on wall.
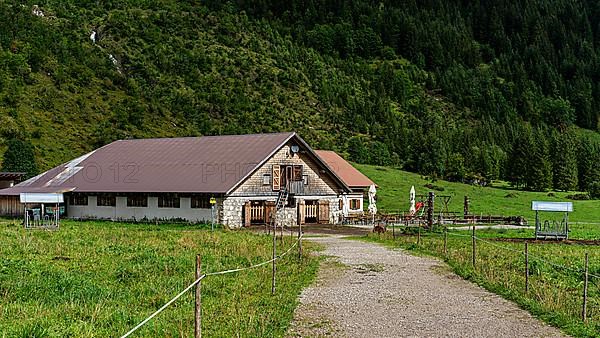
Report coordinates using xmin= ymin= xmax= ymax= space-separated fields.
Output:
xmin=289 ymin=145 xmax=300 ymax=157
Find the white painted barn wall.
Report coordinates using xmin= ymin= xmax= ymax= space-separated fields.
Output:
xmin=67 ymin=196 xmax=214 ymax=223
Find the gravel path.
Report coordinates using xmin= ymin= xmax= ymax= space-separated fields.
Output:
xmin=287 ymin=236 xmax=567 ymax=338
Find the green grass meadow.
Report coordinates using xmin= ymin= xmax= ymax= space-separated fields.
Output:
xmin=0 ymin=220 xmax=318 ymax=337
xmin=356 ymin=164 xmax=600 ymax=223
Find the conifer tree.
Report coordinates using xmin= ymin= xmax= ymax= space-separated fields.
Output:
xmin=526 ymin=129 xmax=553 ymax=191
xmin=578 ymin=136 xmax=600 ymax=191
xmin=2 ymin=138 xmax=38 ymax=179
xmin=551 ymin=130 xmax=578 ymax=191
xmin=507 ymin=127 xmax=533 ymax=189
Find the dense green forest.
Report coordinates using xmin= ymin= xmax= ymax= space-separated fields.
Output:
xmin=0 ymin=1 xmax=599 ymax=195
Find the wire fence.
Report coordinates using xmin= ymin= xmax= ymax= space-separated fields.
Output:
xmin=121 ymin=233 xmax=303 ymax=338
xmin=378 ymin=224 xmax=599 ymax=330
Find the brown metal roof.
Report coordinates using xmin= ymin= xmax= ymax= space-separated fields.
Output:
xmin=0 ymin=132 xmax=299 ymax=195
xmin=314 ymin=150 xmax=374 ymax=188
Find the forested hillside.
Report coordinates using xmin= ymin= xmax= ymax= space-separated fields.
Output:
xmin=0 ymin=1 xmax=599 ymax=195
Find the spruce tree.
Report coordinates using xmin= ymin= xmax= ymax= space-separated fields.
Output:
xmin=347 ymin=136 xmax=370 ymax=164
xmin=526 ymin=130 xmax=553 ymax=191
xmin=578 ymin=136 xmax=600 ymax=191
xmin=2 ymin=138 xmax=38 ymax=179
xmin=507 ymin=127 xmax=533 ymax=189
xmin=551 ymin=130 xmax=578 ymax=191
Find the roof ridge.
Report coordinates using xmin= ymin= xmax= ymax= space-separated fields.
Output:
xmin=114 ymin=131 xmax=295 ymax=143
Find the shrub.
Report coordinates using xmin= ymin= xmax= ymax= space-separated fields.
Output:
xmin=588 ymin=181 xmax=600 ymax=199
xmin=565 ymin=193 xmax=590 ymax=200
xmin=424 ymin=183 xmax=445 ymax=191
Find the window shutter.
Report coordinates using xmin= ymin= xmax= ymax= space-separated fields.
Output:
xmin=272 ymin=165 xmax=281 ymax=191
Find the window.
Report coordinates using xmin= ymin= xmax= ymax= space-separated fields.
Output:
xmin=350 ymin=199 xmax=361 ymax=210
xmin=262 ymin=174 xmax=271 ymax=185
xmin=97 ymin=194 xmax=116 ymax=207
xmin=191 ymin=196 xmax=210 ymax=209
xmin=158 ymin=195 xmax=180 ymax=208
xmin=293 ymin=165 xmax=303 ymax=181
xmin=71 ymin=194 xmax=88 ymax=206
xmin=338 ymin=199 xmax=343 ymax=209
xmin=127 ymin=195 xmax=147 ymax=207
xmin=286 ymin=195 xmax=296 ymax=208
xmin=303 ymin=174 xmax=308 ymax=185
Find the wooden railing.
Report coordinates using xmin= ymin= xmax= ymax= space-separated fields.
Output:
xmin=305 ymin=204 xmax=318 ymax=219
xmin=287 ymin=181 xmax=304 ymax=194
xmin=250 ymin=205 xmax=264 ymax=222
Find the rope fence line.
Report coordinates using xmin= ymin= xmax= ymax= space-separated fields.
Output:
xmin=383 ymin=224 xmax=597 ymax=322
xmin=121 ymin=274 xmax=207 ymax=338
xmin=121 ymin=234 xmax=303 ymax=338
xmin=206 ymin=236 xmax=301 ymax=277
xmin=447 ymin=230 xmax=600 ymax=280
xmin=387 ymin=225 xmax=600 ymax=279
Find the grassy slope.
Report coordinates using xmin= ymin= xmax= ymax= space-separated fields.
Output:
xmin=0 ymin=3 xmax=455 ymax=173
xmin=0 ymin=220 xmax=317 ymax=337
xmin=355 ymin=164 xmax=600 ymax=224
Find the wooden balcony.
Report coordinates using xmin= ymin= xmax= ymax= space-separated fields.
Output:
xmin=287 ymin=181 xmax=305 ymax=194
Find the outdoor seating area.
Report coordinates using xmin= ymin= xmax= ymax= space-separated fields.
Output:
xmin=21 ymin=192 xmax=64 ymax=229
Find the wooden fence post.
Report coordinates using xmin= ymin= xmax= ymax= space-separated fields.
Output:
xmin=195 ymin=255 xmax=202 ymax=338
xmin=525 ymin=242 xmax=529 ymax=294
xmin=443 ymin=227 xmax=448 ymax=258
xmin=272 ymin=221 xmax=277 ymax=295
xmin=582 ymin=252 xmax=589 ymax=323
xmin=417 ymin=224 xmax=421 ymax=246
xmin=280 ymin=223 xmax=284 ymax=244
xmin=298 ymin=222 xmax=303 ymax=260
xmin=472 ymin=225 xmax=476 ymax=268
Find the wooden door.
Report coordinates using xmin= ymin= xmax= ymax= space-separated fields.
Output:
xmin=244 ymin=201 xmax=251 ymax=227
xmin=318 ymin=200 xmax=329 ymax=224
xmin=265 ymin=201 xmax=275 ymax=224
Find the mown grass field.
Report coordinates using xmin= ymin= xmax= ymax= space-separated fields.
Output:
xmin=355 ymin=164 xmax=600 ymax=223
xmin=0 ymin=220 xmax=318 ymax=337
xmin=361 ymin=225 xmax=600 ymax=337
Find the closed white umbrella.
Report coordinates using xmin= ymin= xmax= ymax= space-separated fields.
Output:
xmin=409 ymin=186 xmax=416 ymax=215
xmin=368 ymin=184 xmax=377 ymax=216
xmin=342 ymin=194 xmax=349 ymax=218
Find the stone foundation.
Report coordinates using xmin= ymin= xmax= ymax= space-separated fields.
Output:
xmin=222 ymin=195 xmax=342 ymax=228
xmin=221 ymin=197 xmax=246 ymax=228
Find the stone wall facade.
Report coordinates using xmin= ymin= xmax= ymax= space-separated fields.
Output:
xmin=223 ymin=141 xmax=347 ymax=228
xmin=221 ymin=195 xmax=342 ymax=228
xmin=230 ymin=144 xmax=340 ymax=197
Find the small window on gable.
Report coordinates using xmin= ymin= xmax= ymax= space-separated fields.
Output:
xmin=293 ymin=165 xmax=303 ymax=181
xmin=303 ymin=174 xmax=308 ymax=185
xmin=262 ymin=174 xmax=271 ymax=185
